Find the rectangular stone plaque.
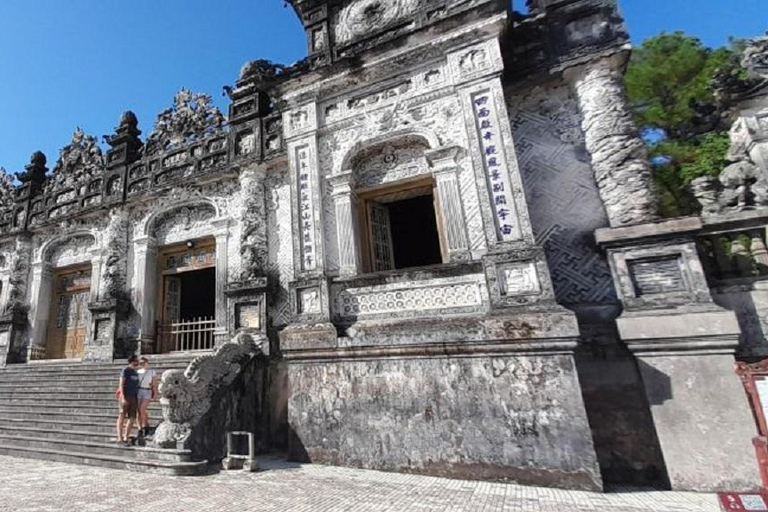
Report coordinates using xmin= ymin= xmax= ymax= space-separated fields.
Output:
xmin=499 ymin=262 xmax=540 ymax=297
xmin=236 ymin=302 xmax=261 ymax=329
xmin=94 ymin=319 xmax=113 ymax=345
xmin=628 ymin=256 xmax=686 ymax=296
xmin=298 ymin=287 xmax=321 ymax=315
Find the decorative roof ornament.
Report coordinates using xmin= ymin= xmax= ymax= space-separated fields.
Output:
xmin=48 ymin=128 xmax=104 ymax=190
xmin=144 ymin=89 xmax=227 ymax=155
xmin=0 ymin=167 xmax=15 ymax=205
xmin=743 ymin=32 xmax=768 ymax=80
xmin=239 ymin=60 xmax=285 ymax=83
xmin=16 ymin=151 xmax=48 ymax=189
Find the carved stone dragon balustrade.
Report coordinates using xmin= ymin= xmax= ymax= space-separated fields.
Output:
xmin=153 ymin=333 xmax=265 ymax=449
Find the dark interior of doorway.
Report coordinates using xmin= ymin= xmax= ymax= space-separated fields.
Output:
xmin=179 ymin=267 xmax=216 ymax=320
xmin=388 ymin=194 xmax=442 ymax=269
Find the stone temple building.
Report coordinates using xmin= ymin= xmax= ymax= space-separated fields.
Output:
xmin=0 ymin=0 xmax=766 ymax=493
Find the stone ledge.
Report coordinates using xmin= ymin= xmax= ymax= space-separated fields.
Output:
xmin=594 ymin=217 xmax=702 ymax=246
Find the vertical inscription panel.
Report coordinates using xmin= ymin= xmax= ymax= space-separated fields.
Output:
xmin=293 ymin=144 xmax=318 ymax=272
xmin=471 ymin=90 xmax=521 ymax=242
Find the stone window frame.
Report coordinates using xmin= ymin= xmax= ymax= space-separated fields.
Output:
xmin=329 ymin=131 xmax=471 ymax=279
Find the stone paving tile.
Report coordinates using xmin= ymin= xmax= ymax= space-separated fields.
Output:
xmin=0 ymin=455 xmax=721 ymax=512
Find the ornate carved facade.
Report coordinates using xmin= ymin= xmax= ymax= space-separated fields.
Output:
xmin=0 ymin=0 xmax=762 ymax=494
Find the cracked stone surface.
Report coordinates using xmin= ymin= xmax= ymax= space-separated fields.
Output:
xmin=0 ymin=455 xmax=720 ymax=512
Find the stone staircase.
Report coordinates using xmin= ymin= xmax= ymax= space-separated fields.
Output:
xmin=0 ymin=355 xmax=209 ymax=475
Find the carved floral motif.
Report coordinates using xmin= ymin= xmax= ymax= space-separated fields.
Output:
xmin=239 ymin=168 xmax=267 ymax=281
xmin=334 ymin=0 xmax=418 ymax=45
xmin=3 ymin=237 xmax=32 ymax=315
xmin=152 ymin=204 xmax=217 ymax=245
xmin=145 ymin=89 xmax=226 ymax=155
xmin=100 ymin=209 xmax=128 ymax=301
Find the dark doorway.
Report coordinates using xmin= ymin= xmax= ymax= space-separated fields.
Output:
xmin=179 ymin=267 xmax=216 ymax=320
xmin=388 ymin=194 xmax=442 ymax=269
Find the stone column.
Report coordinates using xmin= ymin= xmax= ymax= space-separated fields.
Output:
xmin=426 ymin=147 xmax=470 ymax=261
xmin=212 ymin=219 xmax=230 ymax=341
xmin=133 ymin=236 xmax=158 ymax=352
xmin=27 ymin=262 xmax=52 ymax=360
xmin=327 ymin=172 xmax=361 ymax=277
xmin=567 ymin=55 xmax=659 ymax=227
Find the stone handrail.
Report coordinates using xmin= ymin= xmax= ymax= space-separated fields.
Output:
xmin=153 ymin=333 xmax=264 ymax=449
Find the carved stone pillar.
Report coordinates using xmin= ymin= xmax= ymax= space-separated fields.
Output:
xmin=133 ymin=236 xmax=158 ymax=352
xmin=27 ymin=262 xmax=53 ymax=360
xmin=328 ymin=172 xmax=361 ymax=277
xmin=0 ymin=235 xmax=33 ymax=365
xmin=566 ymin=55 xmax=659 ymax=227
xmin=426 ymin=147 xmax=470 ymax=261
xmin=213 ymin=219 xmax=231 ymax=343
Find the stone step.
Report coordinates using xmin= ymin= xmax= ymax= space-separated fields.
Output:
xmin=0 ymin=381 xmax=125 ymax=391
xmin=0 ymin=398 xmax=162 ymax=411
xmin=0 ymin=396 xmax=160 ymax=407
xmin=0 ymin=434 xmax=193 ymax=462
xmin=0 ymin=401 xmax=162 ymax=414
xmin=0 ymin=408 xmax=162 ymax=423
xmin=0 ymin=443 xmax=208 ymax=476
xmin=0 ymin=366 xmax=188 ymax=381
xmin=0 ymin=424 xmax=120 ymax=444
xmin=0 ymin=355 xmax=199 ymax=373
xmin=0 ymin=390 xmax=119 ymax=399
xmin=0 ymin=418 xmax=125 ymax=434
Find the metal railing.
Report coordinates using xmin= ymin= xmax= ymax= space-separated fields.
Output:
xmin=157 ymin=317 xmax=216 ymax=353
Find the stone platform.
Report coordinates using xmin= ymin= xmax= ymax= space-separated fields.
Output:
xmin=0 ymin=455 xmax=721 ymax=512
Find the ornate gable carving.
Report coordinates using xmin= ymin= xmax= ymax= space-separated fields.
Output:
xmin=0 ymin=167 xmax=15 ymax=206
xmin=334 ymin=0 xmax=419 ymax=45
xmin=47 ymin=129 xmax=104 ymax=191
xmin=145 ymin=89 xmax=227 ymax=156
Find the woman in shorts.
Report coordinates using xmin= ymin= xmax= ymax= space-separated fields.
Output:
xmin=136 ymin=356 xmax=158 ymax=437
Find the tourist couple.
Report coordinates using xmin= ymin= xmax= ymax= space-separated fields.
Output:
xmin=115 ymin=355 xmax=158 ymax=445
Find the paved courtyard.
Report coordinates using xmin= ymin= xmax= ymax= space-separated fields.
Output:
xmin=0 ymin=455 xmax=722 ymax=512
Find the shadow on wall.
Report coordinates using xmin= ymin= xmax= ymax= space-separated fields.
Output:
xmin=637 ymin=359 xmax=673 ymax=406
xmin=574 ymin=320 xmax=671 ymax=488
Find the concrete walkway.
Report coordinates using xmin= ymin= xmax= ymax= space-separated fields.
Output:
xmin=0 ymin=455 xmax=721 ymax=511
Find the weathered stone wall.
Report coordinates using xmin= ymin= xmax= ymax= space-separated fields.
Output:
xmin=287 ymin=354 xmax=602 ymax=491
xmin=508 ymin=80 xmax=667 ymax=485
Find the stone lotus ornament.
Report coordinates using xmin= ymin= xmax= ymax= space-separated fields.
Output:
xmin=144 ymin=89 xmax=226 ymax=155
xmin=691 ymin=157 xmax=768 ymax=215
xmin=153 ymin=333 xmax=264 ymax=449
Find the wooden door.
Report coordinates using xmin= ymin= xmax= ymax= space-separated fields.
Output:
xmin=46 ymin=268 xmax=91 ymax=360
xmin=367 ymin=201 xmax=394 ymax=272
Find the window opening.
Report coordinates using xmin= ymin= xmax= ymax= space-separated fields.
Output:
xmin=360 ymin=178 xmax=445 ymax=273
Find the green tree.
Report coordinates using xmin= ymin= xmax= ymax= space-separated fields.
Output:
xmin=624 ymin=32 xmax=743 ymax=217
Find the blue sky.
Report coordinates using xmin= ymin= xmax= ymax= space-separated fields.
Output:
xmin=0 ymin=0 xmax=764 ymax=176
